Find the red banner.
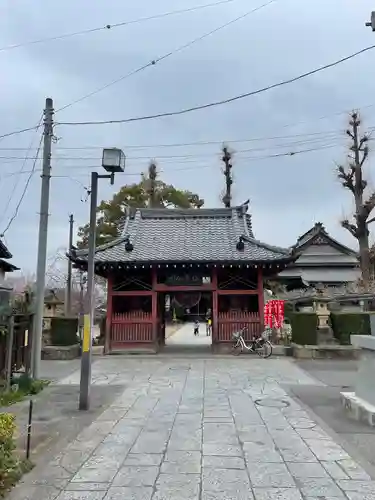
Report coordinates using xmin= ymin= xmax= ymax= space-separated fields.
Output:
xmin=264 ymin=300 xmax=285 ymax=328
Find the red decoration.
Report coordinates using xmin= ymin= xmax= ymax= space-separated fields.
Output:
xmin=264 ymin=300 xmax=285 ymax=328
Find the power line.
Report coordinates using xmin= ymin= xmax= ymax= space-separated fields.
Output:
xmin=0 ymin=1 xmax=274 ymax=141
xmin=0 ymin=136 xmax=344 ymax=162
xmin=0 ymin=92 xmax=372 ymax=149
xmin=56 ymin=0 xmax=276 ymax=113
xmin=0 ymin=141 xmax=345 ymax=184
xmin=0 ymin=125 xmax=41 ymax=141
xmin=0 ymin=128 xmax=344 ymax=151
xmin=0 ymin=0 xmax=243 ymax=52
xmin=0 ymin=134 xmax=43 ymax=236
xmin=0 ymin=115 xmax=43 ymax=227
xmin=58 ymin=43 xmax=375 ymax=127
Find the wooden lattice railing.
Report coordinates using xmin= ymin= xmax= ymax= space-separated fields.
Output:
xmin=111 ymin=311 xmax=153 ymax=345
xmin=217 ymin=311 xmax=261 ymax=342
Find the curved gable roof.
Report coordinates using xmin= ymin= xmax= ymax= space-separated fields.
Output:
xmin=294 ymin=222 xmax=358 ymax=257
xmin=72 ymin=206 xmax=292 ymax=265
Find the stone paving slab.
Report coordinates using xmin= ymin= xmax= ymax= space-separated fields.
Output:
xmin=7 ymin=357 xmax=375 ymax=499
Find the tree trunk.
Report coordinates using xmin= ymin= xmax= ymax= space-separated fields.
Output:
xmin=358 ymin=229 xmax=370 ymax=288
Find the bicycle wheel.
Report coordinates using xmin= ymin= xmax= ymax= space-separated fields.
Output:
xmin=255 ymin=340 xmax=272 ymax=358
xmin=231 ymin=341 xmax=242 ymax=356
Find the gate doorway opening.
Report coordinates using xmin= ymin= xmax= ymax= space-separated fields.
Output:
xmin=158 ymin=291 xmax=213 ymax=351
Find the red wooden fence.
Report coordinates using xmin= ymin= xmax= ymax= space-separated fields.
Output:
xmin=217 ymin=311 xmax=261 ymax=342
xmin=111 ymin=311 xmax=153 ymax=346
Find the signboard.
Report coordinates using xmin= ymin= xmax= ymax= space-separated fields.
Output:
xmin=165 ymin=274 xmax=209 ymax=286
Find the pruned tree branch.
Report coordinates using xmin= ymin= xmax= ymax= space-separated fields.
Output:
xmin=337 ymin=164 xmax=355 ymax=193
xmin=363 ymin=192 xmax=375 ymax=220
xmin=360 ymin=145 xmax=369 ymax=167
xmin=359 ymin=135 xmax=369 ymax=149
xmin=341 ymin=219 xmax=358 ymax=238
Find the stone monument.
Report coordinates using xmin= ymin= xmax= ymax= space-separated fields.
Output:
xmin=313 ymin=286 xmax=336 ymax=344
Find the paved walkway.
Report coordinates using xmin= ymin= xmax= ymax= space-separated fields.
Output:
xmin=9 ymin=357 xmax=375 ymax=500
xmin=166 ymin=322 xmax=211 ymax=347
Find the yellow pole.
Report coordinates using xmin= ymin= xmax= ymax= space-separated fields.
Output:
xmin=82 ymin=314 xmax=91 ymax=353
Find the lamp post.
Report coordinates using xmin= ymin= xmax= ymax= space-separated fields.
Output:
xmin=366 ymin=12 xmax=375 ymax=31
xmin=79 ymin=148 xmax=125 ymax=411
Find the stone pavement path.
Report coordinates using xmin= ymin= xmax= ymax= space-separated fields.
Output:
xmin=166 ymin=322 xmax=211 ymax=347
xmin=8 ymin=357 xmax=375 ymax=500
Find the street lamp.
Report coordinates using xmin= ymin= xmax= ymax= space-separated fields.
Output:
xmin=102 ymin=148 xmax=126 ymax=174
xmin=79 ymin=148 xmax=125 ymax=411
xmin=365 ymin=12 xmax=375 ymax=31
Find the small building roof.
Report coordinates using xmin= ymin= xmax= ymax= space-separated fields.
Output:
xmin=0 ymin=259 xmax=19 ymax=272
xmin=71 ymin=206 xmax=293 ymax=267
xmin=0 ymin=240 xmax=12 ymax=259
xmin=0 ymin=240 xmax=19 ymax=273
xmin=294 ymin=222 xmax=357 ymax=256
xmin=279 ymin=222 xmax=360 ymax=287
xmin=279 ymin=267 xmax=361 ymax=284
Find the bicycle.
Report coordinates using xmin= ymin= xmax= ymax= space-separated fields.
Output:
xmin=231 ymin=326 xmax=273 ymax=358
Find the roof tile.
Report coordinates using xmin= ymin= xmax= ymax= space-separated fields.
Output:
xmin=75 ymin=206 xmax=291 ymax=264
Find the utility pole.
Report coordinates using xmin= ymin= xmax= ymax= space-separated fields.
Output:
xmin=65 ymin=214 xmax=74 ymax=316
xmin=32 ymin=97 xmax=54 ymax=380
xmin=365 ymin=12 xmax=375 ymax=31
xmin=222 ymin=146 xmax=233 ymax=208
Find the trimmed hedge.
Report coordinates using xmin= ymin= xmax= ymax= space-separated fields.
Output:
xmin=289 ymin=313 xmax=318 ymax=345
xmin=286 ymin=310 xmax=373 ymax=347
xmin=330 ymin=312 xmax=371 ymax=345
xmin=50 ymin=317 xmax=79 ymax=346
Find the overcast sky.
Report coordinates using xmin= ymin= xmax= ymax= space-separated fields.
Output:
xmin=1 ymin=0 xmax=375 ymax=275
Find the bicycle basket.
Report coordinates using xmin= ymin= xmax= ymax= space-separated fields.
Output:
xmin=261 ymin=328 xmax=271 ymax=340
xmin=232 ymin=331 xmax=241 ymax=340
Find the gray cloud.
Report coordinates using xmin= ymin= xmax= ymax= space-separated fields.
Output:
xmin=0 ymin=0 xmax=374 ymax=271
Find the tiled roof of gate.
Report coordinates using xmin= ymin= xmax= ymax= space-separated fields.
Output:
xmin=73 ymin=206 xmax=292 ymax=264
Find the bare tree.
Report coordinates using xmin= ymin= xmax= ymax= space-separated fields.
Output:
xmin=221 ymin=146 xmax=233 ymax=208
xmin=337 ymin=112 xmax=374 ymax=287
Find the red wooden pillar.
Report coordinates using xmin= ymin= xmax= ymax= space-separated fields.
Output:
xmin=212 ymin=267 xmax=218 ymax=345
xmin=151 ymin=267 xmax=158 ymax=346
xmin=104 ymin=274 xmax=113 ymax=354
xmin=257 ymin=266 xmax=264 ymax=331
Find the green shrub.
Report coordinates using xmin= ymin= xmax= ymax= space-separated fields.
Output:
xmin=0 ymin=375 xmax=50 ymax=406
xmin=12 ymin=374 xmax=49 ymax=396
xmin=50 ymin=317 xmax=79 ymax=346
xmin=330 ymin=312 xmax=371 ymax=345
xmin=290 ymin=313 xmax=318 ymax=345
xmin=0 ymin=413 xmax=22 ymax=494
